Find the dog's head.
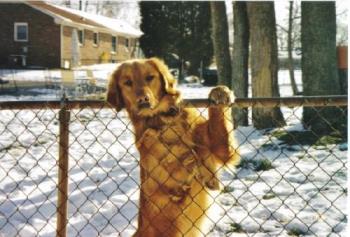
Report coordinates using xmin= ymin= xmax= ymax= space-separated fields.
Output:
xmin=107 ymin=58 xmax=178 ymax=115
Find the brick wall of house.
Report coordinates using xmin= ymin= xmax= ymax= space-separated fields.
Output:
xmin=62 ymin=26 xmax=138 ymax=66
xmin=0 ymin=3 xmax=61 ymax=68
xmin=0 ymin=3 xmax=139 ymax=68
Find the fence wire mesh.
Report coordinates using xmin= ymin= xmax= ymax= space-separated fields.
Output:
xmin=0 ymin=97 xmax=347 ymax=237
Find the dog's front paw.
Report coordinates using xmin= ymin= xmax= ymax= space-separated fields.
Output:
xmin=209 ymin=86 xmax=234 ymax=106
xmin=196 ymin=172 xmax=222 ymax=191
xmin=205 ymin=179 xmax=222 ymax=191
xmin=196 ymin=164 xmax=223 ymax=191
xmin=169 ymin=185 xmax=190 ymax=203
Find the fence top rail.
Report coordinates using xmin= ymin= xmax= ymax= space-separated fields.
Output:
xmin=0 ymin=95 xmax=347 ymax=110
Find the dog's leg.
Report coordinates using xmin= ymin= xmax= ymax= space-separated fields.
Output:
xmin=196 ymin=153 xmax=222 ymax=190
xmin=207 ymin=86 xmax=239 ymax=165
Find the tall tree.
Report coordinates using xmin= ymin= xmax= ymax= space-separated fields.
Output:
xmin=232 ymin=1 xmax=249 ymax=127
xmin=276 ymin=1 xmax=301 ymax=95
xmin=287 ymin=1 xmax=299 ymax=95
xmin=65 ymin=0 xmax=71 ymax=8
xmin=210 ymin=1 xmax=232 ymax=87
xmin=139 ymin=2 xmax=171 ymax=57
xmin=84 ymin=0 xmax=89 ymax=11
xmin=247 ymin=2 xmax=285 ymax=129
xmin=301 ymin=2 xmax=343 ymax=134
xmin=183 ymin=2 xmax=213 ymax=75
xmin=139 ymin=1 xmax=213 ymax=76
xmin=95 ymin=0 xmax=101 ymax=14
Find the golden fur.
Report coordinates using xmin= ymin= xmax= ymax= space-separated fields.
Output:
xmin=107 ymin=58 xmax=239 ymax=237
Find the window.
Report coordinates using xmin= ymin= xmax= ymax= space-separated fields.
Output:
xmin=111 ymin=36 xmax=117 ymax=52
xmin=78 ymin=30 xmax=84 ymax=45
xmin=14 ymin=23 xmax=28 ymax=42
xmin=93 ymin=32 xmax=99 ymax=46
xmin=125 ymin=38 xmax=129 ymax=47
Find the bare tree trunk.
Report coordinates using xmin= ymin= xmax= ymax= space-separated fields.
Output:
xmin=102 ymin=0 xmax=114 ymax=17
xmin=247 ymin=2 xmax=285 ymax=129
xmin=84 ymin=0 xmax=89 ymax=12
xmin=232 ymin=1 xmax=249 ymax=127
xmin=65 ymin=0 xmax=71 ymax=8
xmin=95 ymin=0 xmax=101 ymax=14
xmin=288 ymin=1 xmax=299 ymax=95
xmin=301 ymin=2 xmax=344 ymax=135
xmin=210 ymin=1 xmax=232 ymax=87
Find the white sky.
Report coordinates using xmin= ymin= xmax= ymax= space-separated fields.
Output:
xmin=275 ymin=0 xmax=348 ymax=24
xmin=225 ymin=0 xmax=348 ymax=23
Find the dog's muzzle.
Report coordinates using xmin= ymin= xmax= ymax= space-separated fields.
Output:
xmin=160 ymin=106 xmax=180 ymax=117
xmin=138 ymin=102 xmax=151 ymax=110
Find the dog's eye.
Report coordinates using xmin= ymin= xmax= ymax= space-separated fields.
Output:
xmin=124 ymin=80 xmax=133 ymax=87
xmin=146 ymin=75 xmax=154 ymax=82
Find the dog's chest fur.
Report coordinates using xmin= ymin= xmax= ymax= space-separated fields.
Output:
xmin=145 ymin=110 xmax=193 ymax=147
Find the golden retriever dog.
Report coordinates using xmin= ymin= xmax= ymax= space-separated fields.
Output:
xmin=107 ymin=58 xmax=239 ymax=237
xmin=136 ymin=92 xmax=221 ymax=201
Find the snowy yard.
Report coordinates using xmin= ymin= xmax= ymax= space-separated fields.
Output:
xmin=0 ymin=69 xmax=347 ymax=236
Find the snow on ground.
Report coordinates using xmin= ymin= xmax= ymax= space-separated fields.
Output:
xmin=0 ymin=69 xmax=347 ymax=236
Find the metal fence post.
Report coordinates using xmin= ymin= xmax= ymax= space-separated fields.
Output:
xmin=56 ymin=98 xmax=70 ymax=237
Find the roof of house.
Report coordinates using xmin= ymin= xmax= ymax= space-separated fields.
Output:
xmin=23 ymin=0 xmax=142 ymax=38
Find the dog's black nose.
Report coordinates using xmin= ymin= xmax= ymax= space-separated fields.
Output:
xmin=167 ymin=106 xmax=179 ymax=116
xmin=137 ymin=95 xmax=151 ymax=109
xmin=137 ymin=95 xmax=150 ymax=104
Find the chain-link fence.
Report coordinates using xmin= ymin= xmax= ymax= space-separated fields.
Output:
xmin=0 ymin=96 xmax=347 ymax=237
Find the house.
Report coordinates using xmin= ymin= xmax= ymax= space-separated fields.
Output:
xmin=0 ymin=0 xmax=143 ymax=68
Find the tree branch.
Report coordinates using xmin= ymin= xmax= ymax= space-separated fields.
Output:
xmin=276 ymin=24 xmax=288 ymax=33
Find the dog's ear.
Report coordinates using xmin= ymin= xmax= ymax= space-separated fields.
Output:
xmin=106 ymin=68 xmax=124 ymax=111
xmin=147 ymin=57 xmax=178 ymax=95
